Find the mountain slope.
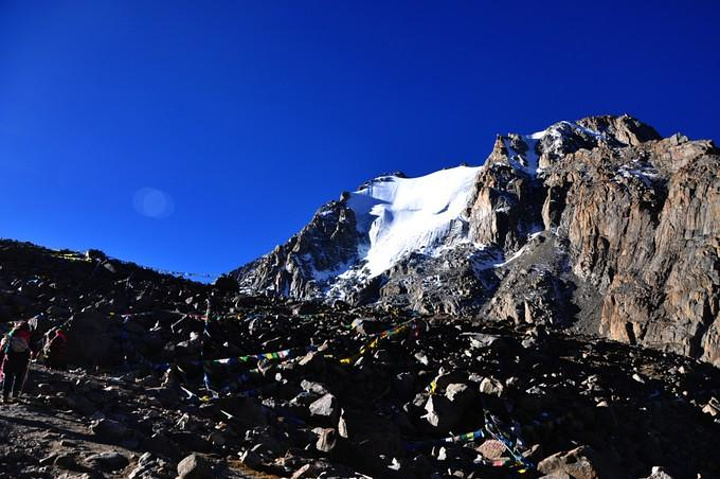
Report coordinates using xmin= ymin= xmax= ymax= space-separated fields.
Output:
xmin=231 ymin=115 xmax=720 ymax=365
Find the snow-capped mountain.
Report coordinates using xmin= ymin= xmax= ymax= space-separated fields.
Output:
xmin=231 ymin=115 xmax=720 ymax=366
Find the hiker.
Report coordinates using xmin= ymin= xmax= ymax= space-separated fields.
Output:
xmin=44 ymin=328 xmax=68 ymax=370
xmin=0 ymin=321 xmax=32 ymax=403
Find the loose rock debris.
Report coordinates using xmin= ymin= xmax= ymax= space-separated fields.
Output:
xmin=0 ymin=240 xmax=719 ymax=478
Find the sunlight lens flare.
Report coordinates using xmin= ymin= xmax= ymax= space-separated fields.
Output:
xmin=132 ymin=187 xmax=175 ymax=218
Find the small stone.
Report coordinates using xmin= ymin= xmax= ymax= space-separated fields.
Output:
xmin=414 ymin=353 xmax=429 ymax=365
xmin=300 ymin=380 xmax=328 ymax=395
xmin=292 ymin=464 xmax=318 ymax=479
xmin=338 ymin=409 xmax=349 ymax=438
xmin=433 ymin=446 xmax=448 ymax=461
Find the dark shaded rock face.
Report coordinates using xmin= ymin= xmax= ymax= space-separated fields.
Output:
xmin=233 ymin=199 xmax=360 ymax=299
xmin=64 ymin=311 xmax=120 ymax=366
xmin=231 ymin=115 xmax=719 ymax=367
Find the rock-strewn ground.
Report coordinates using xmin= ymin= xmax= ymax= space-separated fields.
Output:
xmin=1 ymin=239 xmax=719 ymax=478
xmin=0 ymin=366 xmax=263 ymax=478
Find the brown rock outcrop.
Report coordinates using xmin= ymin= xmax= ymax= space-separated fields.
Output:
xmin=465 ymin=136 xmax=543 ymax=251
xmin=541 ymin=134 xmax=719 ymax=364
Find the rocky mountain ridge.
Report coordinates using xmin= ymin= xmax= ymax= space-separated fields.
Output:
xmin=231 ymin=115 xmax=720 ymax=366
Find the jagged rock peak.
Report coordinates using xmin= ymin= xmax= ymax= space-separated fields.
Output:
xmin=576 ymin=114 xmax=662 ymax=145
xmin=486 ymin=114 xmax=663 ymax=176
xmin=356 ymin=171 xmax=408 ymax=191
xmin=531 ymin=114 xmax=661 ymax=147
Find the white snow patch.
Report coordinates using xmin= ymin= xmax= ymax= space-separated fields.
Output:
xmin=492 ymin=230 xmax=542 ymax=269
xmin=530 ymin=120 xmax=602 ymax=139
xmin=345 ymin=166 xmax=482 ymax=277
xmin=506 ymin=121 xmax=607 ymax=177
xmin=503 ymin=134 xmax=543 ymax=176
xmin=616 ymin=160 xmax=660 ymax=187
xmin=529 ymin=129 xmax=548 ymax=140
xmin=311 ymin=259 xmax=356 ymax=282
xmin=528 ymin=230 xmax=543 ymax=240
xmin=493 ymin=247 xmax=527 ymax=268
xmin=494 ymin=242 xmax=533 ymax=268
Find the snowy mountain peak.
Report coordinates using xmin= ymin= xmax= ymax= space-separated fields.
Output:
xmin=346 ymin=165 xmax=482 ymax=277
xmin=232 ymin=114 xmax=668 ymax=311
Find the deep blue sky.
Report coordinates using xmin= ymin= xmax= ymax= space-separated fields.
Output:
xmin=1 ymin=1 xmax=718 ymax=277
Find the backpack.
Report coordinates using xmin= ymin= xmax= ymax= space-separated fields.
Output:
xmin=48 ymin=334 xmax=66 ymax=354
xmin=7 ymin=335 xmax=29 ymax=354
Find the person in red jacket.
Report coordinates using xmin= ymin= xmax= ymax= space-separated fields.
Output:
xmin=44 ymin=329 xmax=68 ymax=370
xmin=1 ymin=321 xmax=32 ymax=403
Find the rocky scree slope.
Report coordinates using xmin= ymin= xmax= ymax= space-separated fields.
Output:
xmin=231 ymin=115 xmax=720 ymax=366
xmin=0 ymin=240 xmax=719 ymax=478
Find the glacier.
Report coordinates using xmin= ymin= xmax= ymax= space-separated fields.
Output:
xmin=345 ymin=165 xmax=482 ymax=278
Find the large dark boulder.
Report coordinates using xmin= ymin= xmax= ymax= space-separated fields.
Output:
xmin=63 ymin=310 xmax=122 ymax=366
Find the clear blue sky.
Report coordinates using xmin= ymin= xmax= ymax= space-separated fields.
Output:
xmin=1 ymin=1 xmax=718 ymax=277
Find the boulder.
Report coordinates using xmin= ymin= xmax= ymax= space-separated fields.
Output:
xmin=84 ymin=451 xmax=129 ymax=472
xmin=479 ymin=377 xmax=504 ymax=397
xmin=313 ymin=427 xmax=337 ymax=453
xmin=54 ymin=454 xmax=81 ymax=471
xmin=64 ymin=311 xmax=121 ymax=366
xmin=640 ymin=466 xmax=675 ymax=479
xmin=90 ymin=419 xmax=131 ymax=442
xmin=421 ymin=395 xmax=463 ymax=432
xmin=444 ymin=383 xmax=475 ymax=407
xmin=177 ymin=454 xmax=213 ymax=479
xmin=309 ymin=393 xmax=338 ymax=423
xmin=537 ymin=446 xmax=620 ymax=479
xmin=216 ymin=396 xmax=268 ymax=428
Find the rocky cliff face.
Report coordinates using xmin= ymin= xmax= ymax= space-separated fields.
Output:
xmin=233 ymin=199 xmax=360 ymax=299
xmin=231 ymin=115 xmax=720 ymax=365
